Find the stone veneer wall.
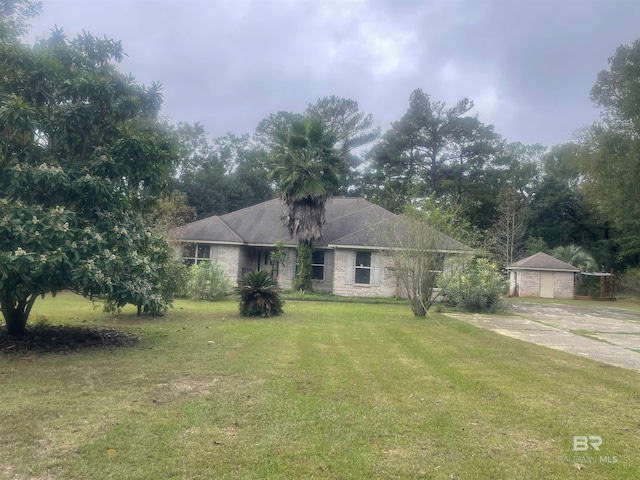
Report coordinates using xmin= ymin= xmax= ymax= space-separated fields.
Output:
xmin=216 ymin=245 xmax=241 ymax=285
xmin=513 ymin=270 xmax=575 ymax=298
xmin=174 ymin=243 xmax=242 ymax=286
xmin=553 ymin=272 xmax=575 ymax=299
xmin=332 ymin=249 xmax=399 ymax=298
xmin=517 ymin=270 xmax=541 ymax=297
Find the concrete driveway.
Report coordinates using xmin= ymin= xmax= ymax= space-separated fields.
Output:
xmin=446 ymin=302 xmax=640 ymax=372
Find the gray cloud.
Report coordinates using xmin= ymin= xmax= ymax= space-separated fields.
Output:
xmin=24 ymin=0 xmax=640 ymax=146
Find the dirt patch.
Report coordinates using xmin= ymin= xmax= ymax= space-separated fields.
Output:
xmin=0 ymin=324 xmax=139 ymax=355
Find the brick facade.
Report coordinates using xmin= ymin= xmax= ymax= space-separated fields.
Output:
xmin=332 ymin=249 xmax=399 ymax=297
xmin=553 ymin=272 xmax=575 ymax=298
xmin=511 ymin=270 xmax=575 ymax=298
xmin=176 ymin=243 xmax=464 ymax=299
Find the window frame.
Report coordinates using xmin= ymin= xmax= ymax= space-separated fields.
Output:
xmin=311 ymin=250 xmax=325 ymax=281
xmin=182 ymin=242 xmax=214 ymax=266
xmin=354 ymin=251 xmax=372 ymax=285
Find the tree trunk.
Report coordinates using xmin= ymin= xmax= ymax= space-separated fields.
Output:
xmin=0 ymin=293 xmax=37 ymax=336
xmin=410 ymin=296 xmax=427 ymax=317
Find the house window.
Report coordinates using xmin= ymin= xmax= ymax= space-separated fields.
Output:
xmin=312 ymin=250 xmax=325 ymax=280
xmin=355 ymin=251 xmax=371 ymax=284
xmin=432 ymin=254 xmax=445 ymax=273
xmin=182 ymin=243 xmax=211 ymax=265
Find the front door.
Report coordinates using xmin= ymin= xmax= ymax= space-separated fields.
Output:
xmin=539 ymin=271 xmax=555 ymax=298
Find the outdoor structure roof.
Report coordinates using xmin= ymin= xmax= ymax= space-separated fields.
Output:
xmin=506 ymin=252 xmax=580 ymax=272
xmin=172 ymin=197 xmax=472 ymax=252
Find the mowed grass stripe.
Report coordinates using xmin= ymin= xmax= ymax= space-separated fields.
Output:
xmin=1 ymin=295 xmax=639 ymax=479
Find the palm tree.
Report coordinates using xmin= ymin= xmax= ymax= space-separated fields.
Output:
xmin=235 ymin=270 xmax=284 ymax=317
xmin=551 ymin=245 xmax=598 ymax=272
xmin=271 ymin=119 xmax=341 ymax=291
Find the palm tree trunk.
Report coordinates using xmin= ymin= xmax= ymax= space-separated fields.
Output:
xmin=294 ymin=239 xmax=313 ymax=291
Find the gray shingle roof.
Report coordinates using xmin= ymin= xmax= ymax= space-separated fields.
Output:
xmin=329 ymin=214 xmax=473 ymax=252
xmin=172 ymin=197 xmax=472 ymax=253
xmin=171 ymin=215 xmax=244 ymax=244
xmin=507 ymin=252 xmax=580 ymax=272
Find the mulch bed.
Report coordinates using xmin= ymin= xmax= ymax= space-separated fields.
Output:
xmin=0 ymin=324 xmax=139 ymax=354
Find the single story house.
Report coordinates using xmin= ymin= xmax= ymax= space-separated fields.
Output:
xmin=506 ymin=252 xmax=580 ymax=299
xmin=172 ymin=197 xmax=472 ymax=298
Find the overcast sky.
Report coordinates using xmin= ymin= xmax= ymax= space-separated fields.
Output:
xmin=23 ymin=0 xmax=640 ymax=147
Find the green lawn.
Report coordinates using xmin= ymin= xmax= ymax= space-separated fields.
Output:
xmin=1 ymin=293 xmax=639 ymax=479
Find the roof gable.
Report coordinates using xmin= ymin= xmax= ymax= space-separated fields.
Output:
xmin=507 ymin=252 xmax=580 ymax=272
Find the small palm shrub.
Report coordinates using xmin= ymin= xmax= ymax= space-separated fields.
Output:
xmin=186 ymin=262 xmax=232 ymax=301
xmin=441 ymin=258 xmax=506 ymax=313
xmin=236 ymin=270 xmax=284 ymax=317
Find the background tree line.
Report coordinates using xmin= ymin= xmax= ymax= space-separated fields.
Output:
xmin=161 ymin=33 xmax=640 ymax=280
xmin=4 ymin=0 xmax=640 ymax=333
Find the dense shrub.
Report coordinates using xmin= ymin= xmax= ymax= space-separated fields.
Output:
xmin=619 ymin=267 xmax=640 ymax=298
xmin=236 ymin=270 xmax=284 ymax=317
xmin=441 ymin=258 xmax=506 ymax=313
xmin=161 ymin=256 xmax=190 ymax=300
xmin=185 ymin=262 xmax=232 ymax=301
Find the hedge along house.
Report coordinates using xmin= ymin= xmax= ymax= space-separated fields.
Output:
xmin=171 ymin=197 xmax=473 ymax=298
xmin=506 ymin=252 xmax=580 ymax=299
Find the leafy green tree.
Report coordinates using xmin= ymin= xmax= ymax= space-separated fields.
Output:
xmin=525 ymin=236 xmax=550 ymax=256
xmin=271 ymin=118 xmax=341 ymax=291
xmin=363 ymin=89 xmax=516 ymax=224
xmin=527 ymin=142 xmax=613 ymax=266
xmin=305 ymin=95 xmax=380 ymax=194
xmin=590 ymin=38 xmax=640 ymax=130
xmin=493 ymin=142 xmax=545 ymax=196
xmin=440 ymin=258 xmax=505 ymax=313
xmin=173 ymin=125 xmax=273 ymax=218
xmin=438 ymin=117 xmax=505 ymax=229
xmin=383 ymin=89 xmax=474 ymax=194
xmin=0 ymin=29 xmax=177 ymax=335
xmin=0 ymin=0 xmax=42 ymax=38
xmin=405 ymin=194 xmax=480 ymax=249
xmin=528 ymin=177 xmax=593 ymax=248
xmin=254 ymin=111 xmax=304 ymax=152
xmin=305 ymin=95 xmax=380 ymax=156
xmin=580 ymin=38 xmax=640 ymax=262
xmin=149 ymin=190 xmax=196 ymax=237
xmin=362 ymin=127 xmax=422 ymax=213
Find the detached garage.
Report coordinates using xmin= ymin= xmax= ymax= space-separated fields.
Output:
xmin=506 ymin=252 xmax=580 ymax=299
